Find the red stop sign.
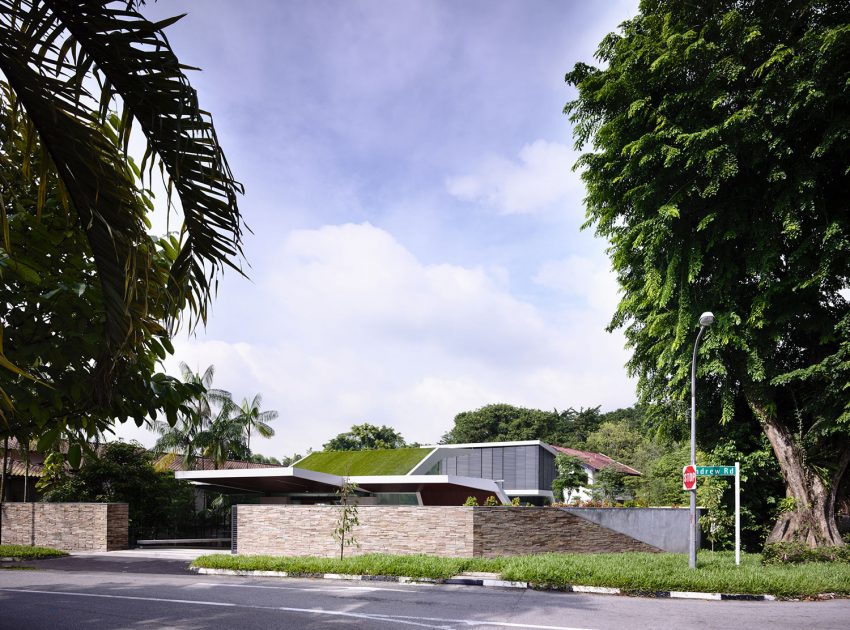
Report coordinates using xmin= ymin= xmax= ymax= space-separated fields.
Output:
xmin=683 ymin=464 xmax=697 ymax=490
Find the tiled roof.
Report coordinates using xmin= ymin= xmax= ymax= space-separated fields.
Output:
xmin=8 ymin=461 xmax=46 ymax=477
xmin=153 ymin=453 xmax=279 ymax=472
xmin=551 ymin=445 xmax=642 ymax=476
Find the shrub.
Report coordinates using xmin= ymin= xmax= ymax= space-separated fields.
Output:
xmin=463 ymin=496 xmax=479 ymax=506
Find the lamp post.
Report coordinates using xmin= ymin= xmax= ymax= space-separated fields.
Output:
xmin=689 ymin=311 xmax=714 ymax=569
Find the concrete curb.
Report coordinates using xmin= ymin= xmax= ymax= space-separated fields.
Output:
xmin=191 ymin=567 xmax=778 ymax=601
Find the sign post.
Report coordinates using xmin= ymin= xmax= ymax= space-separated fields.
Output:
xmin=735 ymin=461 xmax=740 ymax=566
xmin=695 ymin=463 xmax=741 ymax=566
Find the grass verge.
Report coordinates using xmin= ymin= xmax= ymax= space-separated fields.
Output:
xmin=0 ymin=544 xmax=68 ymax=560
xmin=192 ymin=551 xmax=850 ymax=598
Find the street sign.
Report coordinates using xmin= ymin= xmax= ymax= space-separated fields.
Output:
xmin=697 ymin=465 xmax=736 ymax=476
xmin=683 ymin=464 xmax=697 ymax=490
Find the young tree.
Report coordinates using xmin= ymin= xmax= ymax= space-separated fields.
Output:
xmin=592 ymin=468 xmax=627 ymax=504
xmin=552 ymin=454 xmax=589 ymax=503
xmin=567 ymin=0 xmax=850 ymax=546
xmin=332 ymin=477 xmax=360 ymax=560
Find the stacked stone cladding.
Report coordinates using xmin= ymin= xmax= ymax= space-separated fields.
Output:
xmin=236 ymin=505 xmax=475 ymax=557
xmin=234 ymin=505 xmax=658 ymax=557
xmin=472 ymin=507 xmax=659 ymax=557
xmin=0 ymin=502 xmax=128 ymax=551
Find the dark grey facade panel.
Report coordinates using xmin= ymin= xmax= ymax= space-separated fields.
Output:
xmin=435 ymin=444 xmax=558 ymax=494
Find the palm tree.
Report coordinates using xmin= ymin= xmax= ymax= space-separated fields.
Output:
xmin=0 ymin=1 xmax=245 ymax=384
xmin=233 ymin=394 xmax=278 ymax=467
xmin=154 ymin=363 xmax=233 ymax=470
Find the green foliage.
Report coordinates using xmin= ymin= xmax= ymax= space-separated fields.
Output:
xmin=566 ymin=0 xmax=850 ymax=543
xmin=323 ymin=423 xmax=406 ymax=451
xmin=484 ymin=495 xmax=501 ymax=506
xmin=463 ymin=496 xmax=480 ymax=506
xmin=39 ymin=441 xmax=196 ymax=540
xmin=762 ymin=542 xmax=850 ymax=565
xmin=551 ymin=454 xmax=588 ymax=502
xmin=441 ymin=404 xmax=603 ymax=446
xmin=0 ymin=95 xmax=198 ymax=448
xmin=0 ymin=2 xmax=245 ymax=360
xmin=295 ymin=448 xmax=431 ymax=476
xmin=592 ymin=467 xmax=628 ymax=503
xmin=0 ymin=545 xmax=67 ymax=560
xmin=332 ymin=478 xmax=360 ymax=560
xmin=698 ymin=478 xmax=734 ymax=551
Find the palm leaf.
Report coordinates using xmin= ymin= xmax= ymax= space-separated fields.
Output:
xmin=0 ymin=0 xmax=245 ymax=353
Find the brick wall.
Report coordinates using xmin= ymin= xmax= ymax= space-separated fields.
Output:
xmin=0 ymin=502 xmax=128 ymax=551
xmin=236 ymin=505 xmax=474 ymax=557
xmin=234 ymin=505 xmax=658 ymax=557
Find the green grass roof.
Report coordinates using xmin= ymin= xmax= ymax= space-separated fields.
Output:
xmin=293 ymin=448 xmax=433 ymax=476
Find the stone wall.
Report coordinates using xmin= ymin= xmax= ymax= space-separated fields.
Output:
xmin=235 ymin=505 xmax=475 ymax=557
xmin=234 ymin=505 xmax=658 ymax=557
xmin=0 ymin=503 xmax=128 ymax=551
xmin=473 ymin=507 xmax=659 ymax=557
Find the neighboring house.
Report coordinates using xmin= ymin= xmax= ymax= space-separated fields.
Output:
xmin=550 ymin=445 xmax=642 ymax=502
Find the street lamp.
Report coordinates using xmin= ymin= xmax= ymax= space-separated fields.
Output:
xmin=689 ymin=311 xmax=714 ymax=569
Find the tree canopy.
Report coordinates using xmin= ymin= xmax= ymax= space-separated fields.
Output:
xmin=323 ymin=423 xmax=407 ymax=451
xmin=440 ymin=403 xmax=603 ymax=447
xmin=566 ymin=0 xmax=850 ymax=545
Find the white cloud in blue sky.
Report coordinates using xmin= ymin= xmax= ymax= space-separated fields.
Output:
xmin=115 ymin=0 xmax=640 ymax=457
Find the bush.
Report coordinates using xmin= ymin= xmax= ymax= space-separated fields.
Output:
xmin=762 ymin=542 xmax=850 ymax=565
xmin=0 ymin=545 xmax=68 ymax=559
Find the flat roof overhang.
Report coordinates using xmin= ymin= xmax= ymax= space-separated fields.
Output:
xmin=175 ymin=468 xmax=510 ymax=505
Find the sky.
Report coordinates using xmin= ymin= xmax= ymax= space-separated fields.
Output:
xmin=113 ymin=0 xmax=641 ymax=458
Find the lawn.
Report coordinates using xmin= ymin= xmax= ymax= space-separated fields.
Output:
xmin=0 ymin=544 xmax=68 ymax=560
xmin=294 ymin=448 xmax=433 ymax=476
xmin=192 ymin=551 xmax=850 ymax=598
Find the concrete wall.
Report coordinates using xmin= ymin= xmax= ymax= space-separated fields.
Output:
xmin=234 ymin=505 xmax=659 ymax=557
xmin=1 ymin=502 xmax=129 ymax=551
xmin=561 ymin=507 xmax=703 ymax=553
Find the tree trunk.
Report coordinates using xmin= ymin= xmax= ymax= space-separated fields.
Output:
xmin=748 ymin=394 xmax=845 ymax=547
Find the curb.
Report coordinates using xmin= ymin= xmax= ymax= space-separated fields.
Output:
xmin=191 ymin=567 xmax=777 ymax=601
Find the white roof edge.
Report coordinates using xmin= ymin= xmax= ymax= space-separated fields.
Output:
xmin=421 ymin=440 xmax=561 ymax=457
xmin=175 ymin=466 xmax=343 ymax=485
xmin=504 ymin=489 xmax=555 ymax=497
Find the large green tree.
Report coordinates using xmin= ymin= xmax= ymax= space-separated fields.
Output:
xmin=323 ymin=423 xmax=406 ymax=451
xmin=0 ymin=93 xmax=198 ymax=463
xmin=566 ymin=0 xmax=850 ymax=545
xmin=441 ymin=403 xmax=603 ymax=447
xmin=0 ymin=1 xmax=244 ymax=447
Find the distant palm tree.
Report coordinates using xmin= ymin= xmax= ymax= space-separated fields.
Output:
xmin=154 ymin=363 xmax=233 ymax=470
xmin=233 ymin=394 xmax=278 ymax=467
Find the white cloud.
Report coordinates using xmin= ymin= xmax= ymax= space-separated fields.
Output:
xmin=533 ymin=254 xmax=621 ymax=315
xmin=115 ymin=223 xmax=635 ymax=456
xmin=445 ymin=140 xmax=583 ymax=215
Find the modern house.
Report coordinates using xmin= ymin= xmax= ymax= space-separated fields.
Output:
xmin=175 ymin=440 xmax=640 ymax=506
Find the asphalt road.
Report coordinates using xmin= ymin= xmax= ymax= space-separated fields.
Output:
xmin=0 ymin=557 xmax=847 ymax=629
